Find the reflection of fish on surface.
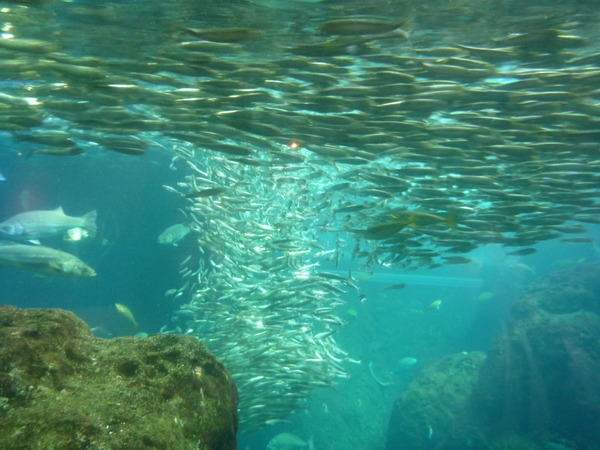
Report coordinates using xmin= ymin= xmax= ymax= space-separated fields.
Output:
xmin=157 ymin=223 xmax=191 ymax=246
xmin=0 ymin=242 xmax=96 ymax=277
xmin=267 ymin=432 xmax=310 ymax=450
xmin=0 ymin=207 xmax=97 ymax=241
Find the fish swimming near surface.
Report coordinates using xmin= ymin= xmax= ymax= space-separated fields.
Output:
xmin=0 ymin=207 xmax=97 ymax=241
xmin=28 ymin=146 xmax=84 ymax=157
xmin=319 ymin=17 xmax=409 ymax=36
xmin=506 ymin=247 xmax=537 ymax=256
xmin=0 ymin=242 xmax=96 ymax=277
xmin=181 ymin=27 xmax=264 ymax=43
xmin=157 ymin=223 xmax=191 ymax=246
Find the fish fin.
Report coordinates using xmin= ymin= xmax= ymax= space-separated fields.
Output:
xmin=394 ymin=15 xmax=415 ymax=51
xmin=81 ymin=210 xmax=98 ymax=237
xmin=53 ymin=206 xmax=65 ymax=214
xmin=28 ymin=239 xmax=41 ymax=245
xmin=446 ymin=212 xmax=458 ymax=228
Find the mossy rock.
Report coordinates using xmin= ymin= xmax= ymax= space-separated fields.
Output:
xmin=472 ymin=262 xmax=600 ymax=450
xmin=386 ymin=351 xmax=487 ymax=450
xmin=0 ymin=305 xmax=238 ymax=449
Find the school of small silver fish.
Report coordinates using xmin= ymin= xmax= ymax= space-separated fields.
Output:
xmin=2 ymin=0 xmax=600 ymax=431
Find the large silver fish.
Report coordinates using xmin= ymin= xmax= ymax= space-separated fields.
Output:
xmin=0 ymin=242 xmax=96 ymax=277
xmin=0 ymin=207 xmax=97 ymax=241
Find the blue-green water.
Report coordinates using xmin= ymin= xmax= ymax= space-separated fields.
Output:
xmin=1 ymin=0 xmax=600 ymax=448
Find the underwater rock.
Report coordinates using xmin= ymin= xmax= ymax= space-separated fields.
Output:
xmin=387 ymin=262 xmax=600 ymax=450
xmin=385 ymin=351 xmax=486 ymax=450
xmin=0 ymin=305 xmax=238 ymax=449
xmin=471 ymin=262 xmax=600 ymax=450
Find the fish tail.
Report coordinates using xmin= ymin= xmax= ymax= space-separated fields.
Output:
xmin=81 ymin=210 xmax=98 ymax=237
xmin=398 ymin=16 xmax=415 ymax=51
xmin=446 ymin=212 xmax=458 ymax=228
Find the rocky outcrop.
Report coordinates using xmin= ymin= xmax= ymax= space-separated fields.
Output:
xmin=0 ymin=305 xmax=238 ymax=449
xmin=385 ymin=351 xmax=486 ymax=450
xmin=386 ymin=262 xmax=600 ymax=450
xmin=471 ymin=262 xmax=600 ymax=449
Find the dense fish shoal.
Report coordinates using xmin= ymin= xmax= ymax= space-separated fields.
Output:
xmin=1 ymin=0 xmax=599 ymax=432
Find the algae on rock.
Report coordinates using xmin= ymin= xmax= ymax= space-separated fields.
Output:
xmin=385 ymin=262 xmax=600 ymax=450
xmin=0 ymin=305 xmax=238 ymax=449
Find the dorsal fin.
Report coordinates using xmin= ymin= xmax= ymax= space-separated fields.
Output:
xmin=53 ymin=206 xmax=65 ymax=214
